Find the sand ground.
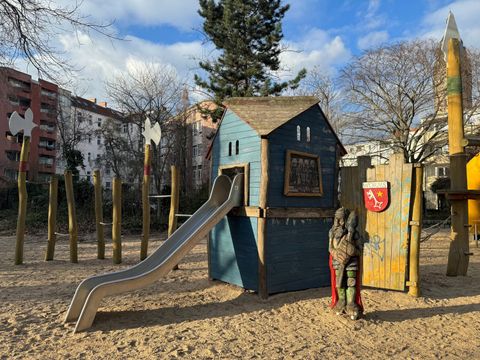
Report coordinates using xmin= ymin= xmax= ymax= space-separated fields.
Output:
xmin=0 ymin=229 xmax=479 ymax=359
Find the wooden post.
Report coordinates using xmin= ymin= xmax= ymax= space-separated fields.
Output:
xmin=258 ymin=138 xmax=269 ymax=299
xmin=446 ymin=38 xmax=470 ymax=276
xmin=408 ymin=165 xmax=423 ymax=297
xmin=45 ymin=175 xmax=58 ymax=261
xmin=93 ymin=170 xmax=105 ymax=259
xmin=112 ymin=177 xmax=122 ymax=264
xmin=168 ymin=166 xmax=180 ymax=269
xmin=65 ymin=170 xmax=78 ymax=263
xmin=14 ymin=137 xmax=30 ymax=265
xmin=141 ymin=144 xmax=152 ymax=260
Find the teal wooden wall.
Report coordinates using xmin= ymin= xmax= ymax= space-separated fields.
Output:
xmin=209 ymin=216 xmax=258 ymax=291
xmin=267 ymin=106 xmax=337 ymax=208
xmin=266 ymin=217 xmax=332 ymax=294
xmin=211 ymin=109 xmax=261 ymax=206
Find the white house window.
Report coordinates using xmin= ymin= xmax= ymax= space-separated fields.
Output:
xmin=97 ymin=136 xmax=101 ymax=145
xmin=97 ymin=118 xmax=102 ymax=127
xmin=435 ymin=166 xmax=449 ymax=177
xmin=87 ymin=152 xmax=91 ymax=161
xmin=296 ymin=125 xmax=301 ymax=141
xmin=306 ymin=127 xmax=311 ymax=142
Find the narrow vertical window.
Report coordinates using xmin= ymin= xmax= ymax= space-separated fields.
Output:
xmin=228 ymin=142 xmax=232 ymax=156
xmin=235 ymin=140 xmax=239 ymax=155
xmin=306 ymin=127 xmax=311 ymax=142
xmin=296 ymin=125 xmax=301 ymax=141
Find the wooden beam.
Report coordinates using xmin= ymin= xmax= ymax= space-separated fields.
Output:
xmin=14 ymin=136 xmax=30 ymax=265
xmin=45 ymin=175 xmax=58 ymax=261
xmin=229 ymin=206 xmax=262 ymax=217
xmin=265 ymin=207 xmax=335 ymax=219
xmin=408 ymin=166 xmax=423 ymax=297
xmin=112 ymin=177 xmax=122 ymax=264
xmin=141 ymin=144 xmax=151 ymax=260
xmin=93 ymin=170 xmax=105 ymax=260
xmin=258 ymin=138 xmax=269 ymax=299
xmin=64 ymin=170 xmax=78 ymax=264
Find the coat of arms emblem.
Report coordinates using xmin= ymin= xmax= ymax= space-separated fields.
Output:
xmin=362 ymin=181 xmax=389 ymax=212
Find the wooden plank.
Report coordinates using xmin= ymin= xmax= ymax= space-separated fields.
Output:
xmin=258 ymin=138 xmax=269 ymax=298
xmin=229 ymin=206 xmax=262 ymax=217
xmin=399 ymin=161 xmax=413 ymax=290
xmin=265 ymin=207 xmax=335 ymax=218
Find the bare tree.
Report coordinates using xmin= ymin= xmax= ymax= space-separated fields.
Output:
xmin=295 ymin=66 xmax=349 ymax=137
xmin=341 ymin=39 xmax=452 ymax=163
xmin=56 ymin=90 xmax=87 ymax=176
xmin=0 ymin=0 xmax=115 ymax=81
xmin=105 ymin=63 xmax=185 ymax=193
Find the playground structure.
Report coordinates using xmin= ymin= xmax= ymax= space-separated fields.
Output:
xmin=65 ymin=173 xmax=243 ymax=332
xmin=6 ymin=11 xmax=480 ymax=334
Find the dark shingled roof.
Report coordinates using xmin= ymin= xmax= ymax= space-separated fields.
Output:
xmin=224 ymin=96 xmax=320 ymax=136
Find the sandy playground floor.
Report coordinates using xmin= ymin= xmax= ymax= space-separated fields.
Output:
xmin=0 ymin=229 xmax=479 ymax=359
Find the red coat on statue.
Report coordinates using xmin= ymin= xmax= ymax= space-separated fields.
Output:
xmin=329 ymin=254 xmax=363 ymax=311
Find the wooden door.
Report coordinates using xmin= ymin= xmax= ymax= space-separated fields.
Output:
xmin=340 ymin=154 xmax=414 ymax=291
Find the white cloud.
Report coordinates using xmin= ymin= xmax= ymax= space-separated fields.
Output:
xmin=420 ymin=0 xmax=480 ymax=48
xmin=357 ymin=30 xmax=389 ymax=50
xmin=58 ymin=0 xmax=201 ymax=30
xmin=52 ymin=31 xmax=207 ymax=102
xmin=279 ymin=28 xmax=351 ymax=78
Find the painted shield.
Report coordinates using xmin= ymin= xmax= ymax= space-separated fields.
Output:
xmin=362 ymin=181 xmax=389 ymax=212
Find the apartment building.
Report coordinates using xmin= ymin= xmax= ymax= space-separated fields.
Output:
xmin=180 ymin=101 xmax=219 ymax=190
xmin=0 ymin=67 xmax=58 ymax=183
xmin=56 ymin=92 xmax=125 ymax=190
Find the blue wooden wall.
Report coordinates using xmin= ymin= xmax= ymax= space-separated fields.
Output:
xmin=267 ymin=106 xmax=337 ymax=208
xmin=211 ymin=109 xmax=261 ymax=206
xmin=266 ymin=217 xmax=332 ymax=294
xmin=209 ymin=216 xmax=258 ymax=291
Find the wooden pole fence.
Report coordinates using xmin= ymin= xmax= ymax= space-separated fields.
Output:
xmin=45 ymin=175 xmax=58 ymax=261
xmin=141 ymin=144 xmax=152 ymax=260
xmin=112 ymin=177 xmax=122 ymax=264
xmin=65 ymin=170 xmax=78 ymax=263
xmin=168 ymin=166 xmax=180 ymax=269
xmin=14 ymin=136 xmax=30 ymax=265
xmin=94 ymin=170 xmax=105 ymax=260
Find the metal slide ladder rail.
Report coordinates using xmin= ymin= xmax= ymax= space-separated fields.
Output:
xmin=65 ymin=174 xmax=243 ymax=332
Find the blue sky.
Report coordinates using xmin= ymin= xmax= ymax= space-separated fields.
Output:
xmin=26 ymin=0 xmax=480 ymax=103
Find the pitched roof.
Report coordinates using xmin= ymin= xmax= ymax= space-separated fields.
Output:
xmin=223 ymin=96 xmax=320 ymax=136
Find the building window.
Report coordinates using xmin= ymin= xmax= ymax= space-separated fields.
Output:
xmin=296 ymin=125 xmax=301 ymax=141
xmin=88 ymin=134 xmax=92 ymax=144
xmin=306 ymin=127 xmax=311 ymax=142
xmin=123 ymin=123 xmax=128 ymax=133
xmin=235 ymin=140 xmax=239 ymax=155
xmin=97 ymin=136 xmax=101 ymax=145
xmin=88 ymin=152 xmax=91 ymax=161
xmin=435 ymin=166 xmax=449 ymax=177
xmin=193 ymin=145 xmax=198 ymax=157
xmin=97 ymin=118 xmax=101 ymax=127
xmin=88 ymin=118 xmax=92 ymax=126
xmin=106 ymin=167 xmax=111 ymax=175
xmin=86 ymin=171 xmax=91 ymax=182
xmin=228 ymin=142 xmax=232 ymax=156
xmin=105 ymin=182 xmax=111 ymax=190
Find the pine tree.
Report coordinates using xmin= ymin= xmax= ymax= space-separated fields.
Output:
xmin=195 ymin=0 xmax=306 ymax=106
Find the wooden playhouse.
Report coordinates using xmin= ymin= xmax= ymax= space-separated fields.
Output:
xmin=208 ymin=96 xmax=346 ymax=298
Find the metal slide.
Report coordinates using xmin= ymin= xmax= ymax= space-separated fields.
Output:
xmin=65 ymin=174 xmax=243 ymax=333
